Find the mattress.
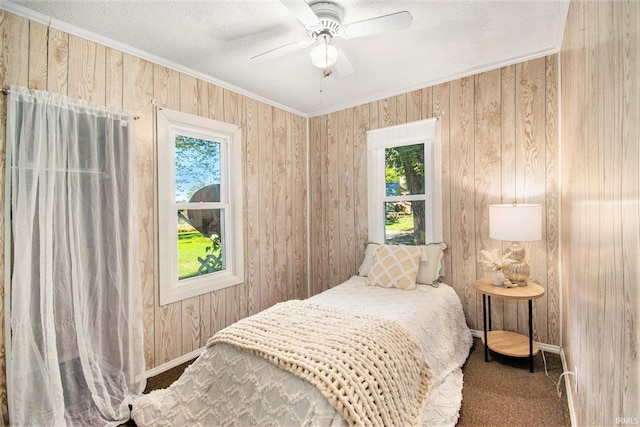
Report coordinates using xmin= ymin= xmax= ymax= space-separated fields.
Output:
xmin=132 ymin=276 xmax=472 ymax=426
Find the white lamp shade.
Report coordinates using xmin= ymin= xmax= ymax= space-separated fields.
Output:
xmin=489 ymin=204 xmax=542 ymax=242
xmin=310 ymin=43 xmax=338 ymax=69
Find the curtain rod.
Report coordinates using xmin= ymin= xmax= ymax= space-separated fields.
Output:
xmin=2 ymin=88 xmax=140 ymax=120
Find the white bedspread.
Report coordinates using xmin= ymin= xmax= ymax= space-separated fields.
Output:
xmin=132 ymin=276 xmax=472 ymax=427
xmin=309 ymin=276 xmax=472 ymax=382
xmin=309 ymin=276 xmax=473 ymax=426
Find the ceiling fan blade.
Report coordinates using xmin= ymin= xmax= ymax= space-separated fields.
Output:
xmin=280 ymin=0 xmax=320 ymax=27
xmin=339 ymin=11 xmax=413 ymax=39
xmin=250 ymin=39 xmax=311 ymax=62
xmin=334 ymin=48 xmax=355 ymax=76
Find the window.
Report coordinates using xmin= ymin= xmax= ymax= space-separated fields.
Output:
xmin=157 ymin=108 xmax=243 ymax=305
xmin=367 ymin=118 xmax=442 ymax=245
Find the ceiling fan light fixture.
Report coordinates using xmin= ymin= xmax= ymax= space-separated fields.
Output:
xmin=310 ymin=36 xmax=338 ymax=69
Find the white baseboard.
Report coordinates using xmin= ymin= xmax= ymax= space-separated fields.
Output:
xmin=145 ymin=347 xmax=204 ymax=379
xmin=470 ymin=329 xmax=561 ymax=354
xmin=560 ymin=348 xmax=577 ymax=427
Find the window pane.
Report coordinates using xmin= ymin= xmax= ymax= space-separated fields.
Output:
xmin=385 ymin=143 xmax=425 ymax=196
xmin=175 ymin=135 xmax=221 ymax=203
xmin=177 ymin=208 xmax=225 ymax=280
xmin=384 ymin=201 xmax=426 ymax=245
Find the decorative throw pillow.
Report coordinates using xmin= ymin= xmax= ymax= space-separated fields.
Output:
xmin=367 ymin=245 xmax=423 ymax=290
xmin=357 ymin=242 xmax=381 ymax=276
xmin=416 ymin=242 xmax=447 ymax=285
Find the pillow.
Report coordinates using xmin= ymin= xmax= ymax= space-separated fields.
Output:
xmin=367 ymin=245 xmax=423 ymax=290
xmin=416 ymin=242 xmax=447 ymax=285
xmin=357 ymin=242 xmax=381 ymax=276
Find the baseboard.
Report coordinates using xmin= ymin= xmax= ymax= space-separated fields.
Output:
xmin=144 ymin=347 xmax=204 ymax=378
xmin=560 ymin=348 xmax=577 ymax=427
xmin=470 ymin=329 xmax=561 ymax=354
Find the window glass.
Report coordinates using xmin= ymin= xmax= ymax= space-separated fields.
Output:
xmin=385 ymin=143 xmax=425 ymax=196
xmin=175 ymin=136 xmax=221 ymax=202
xmin=384 ymin=200 xmax=426 ymax=245
xmin=177 ymin=208 xmax=225 ymax=280
xmin=367 ymin=118 xmax=442 ymax=245
xmin=157 ymin=108 xmax=243 ymax=305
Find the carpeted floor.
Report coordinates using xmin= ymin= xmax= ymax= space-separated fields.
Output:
xmin=129 ymin=337 xmax=571 ymax=426
xmin=458 ymin=337 xmax=571 ymax=426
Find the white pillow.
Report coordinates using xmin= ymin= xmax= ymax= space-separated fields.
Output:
xmin=416 ymin=242 xmax=447 ymax=285
xmin=366 ymin=245 xmax=423 ymax=290
xmin=357 ymin=242 xmax=381 ymax=276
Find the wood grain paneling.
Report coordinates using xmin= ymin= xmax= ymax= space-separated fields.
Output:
xmin=309 ymin=115 xmax=326 ymax=295
xmin=473 ymin=69 xmax=503 ymax=331
xmin=309 ymin=58 xmax=561 ymax=346
xmin=273 ymin=107 xmax=288 ymax=303
xmin=68 ymin=35 xmax=105 ymax=104
xmin=258 ymin=102 xmax=275 ymax=310
xmin=338 ymin=108 xmax=354 ymax=283
xmin=352 ymin=103 xmax=369 ymax=272
xmin=47 ymin=28 xmax=68 ymax=95
xmin=326 ymin=111 xmax=340 ymax=288
xmin=544 ymin=55 xmax=559 ymax=346
xmin=560 ymin=0 xmax=639 ymax=424
xmin=152 ymin=64 xmax=181 ymax=366
xmin=292 ymin=113 xmax=307 ymax=300
xmin=0 ymin=11 xmax=29 ymax=425
xmin=244 ymin=97 xmax=261 ymax=316
xmin=449 ymin=76 xmax=477 ymax=328
xmin=433 ymin=83 xmax=451 ymax=280
xmin=105 ymin=48 xmax=123 ymax=109
xmin=27 ymin=21 xmax=47 ymax=90
xmin=0 ymin=12 xmax=308 ymax=423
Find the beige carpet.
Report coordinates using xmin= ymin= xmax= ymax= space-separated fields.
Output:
xmin=128 ymin=337 xmax=571 ymax=426
xmin=458 ymin=337 xmax=571 ymax=426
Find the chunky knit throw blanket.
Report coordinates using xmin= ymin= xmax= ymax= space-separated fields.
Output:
xmin=206 ymin=299 xmax=435 ymax=427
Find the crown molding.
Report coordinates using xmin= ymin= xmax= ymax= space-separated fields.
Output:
xmin=0 ymin=0 xmax=308 ymax=117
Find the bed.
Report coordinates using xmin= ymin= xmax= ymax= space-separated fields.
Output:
xmin=132 ymin=243 xmax=472 ymax=426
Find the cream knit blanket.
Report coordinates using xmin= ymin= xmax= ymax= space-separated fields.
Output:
xmin=206 ymin=300 xmax=434 ymax=427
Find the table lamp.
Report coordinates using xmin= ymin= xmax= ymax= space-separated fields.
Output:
xmin=489 ymin=203 xmax=542 ymax=285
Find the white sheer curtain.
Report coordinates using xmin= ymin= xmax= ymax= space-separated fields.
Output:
xmin=5 ymin=86 xmax=146 ymax=426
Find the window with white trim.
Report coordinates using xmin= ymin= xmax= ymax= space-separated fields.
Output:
xmin=157 ymin=108 xmax=243 ymax=305
xmin=367 ymin=118 xmax=442 ymax=245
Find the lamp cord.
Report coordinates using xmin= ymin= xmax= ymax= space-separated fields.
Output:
xmin=534 ymin=330 xmax=573 ymax=398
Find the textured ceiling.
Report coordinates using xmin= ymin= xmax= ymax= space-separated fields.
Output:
xmin=4 ymin=0 xmax=569 ymax=116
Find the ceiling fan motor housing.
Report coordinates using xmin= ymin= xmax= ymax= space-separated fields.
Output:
xmin=308 ymin=1 xmax=344 ymax=38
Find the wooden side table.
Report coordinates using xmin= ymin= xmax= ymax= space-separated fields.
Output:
xmin=473 ymin=278 xmax=545 ymax=373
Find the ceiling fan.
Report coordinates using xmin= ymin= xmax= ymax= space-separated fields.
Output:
xmin=251 ymin=0 xmax=413 ymax=77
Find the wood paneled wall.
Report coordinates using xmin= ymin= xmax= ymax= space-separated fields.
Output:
xmin=0 ymin=10 xmax=308 ymax=423
xmin=560 ymin=0 xmax=639 ymax=424
xmin=309 ymin=56 xmax=560 ymax=346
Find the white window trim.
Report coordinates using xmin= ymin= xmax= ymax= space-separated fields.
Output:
xmin=157 ymin=107 xmax=244 ymax=305
xmin=366 ymin=118 xmax=442 ymax=244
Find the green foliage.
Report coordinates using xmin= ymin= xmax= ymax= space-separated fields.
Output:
xmin=385 ymin=214 xmax=414 ymax=231
xmin=385 ymin=144 xmax=424 ymax=179
xmin=177 ymin=231 xmax=222 ymax=279
xmin=205 ymin=234 xmax=222 ymax=254
xmin=175 ymin=135 xmax=221 ymax=202
xmin=384 ymin=143 xmax=425 ymax=197
xmin=385 ymin=167 xmax=402 ymax=186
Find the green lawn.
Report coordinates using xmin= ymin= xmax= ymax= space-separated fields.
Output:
xmin=385 ymin=214 xmax=414 ymax=231
xmin=178 ymin=231 xmax=219 ymax=279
